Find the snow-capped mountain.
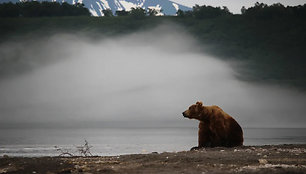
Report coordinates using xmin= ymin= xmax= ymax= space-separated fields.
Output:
xmin=3 ymin=0 xmax=191 ymax=16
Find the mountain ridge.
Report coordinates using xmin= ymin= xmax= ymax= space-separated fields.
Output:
xmin=2 ymin=0 xmax=191 ymax=16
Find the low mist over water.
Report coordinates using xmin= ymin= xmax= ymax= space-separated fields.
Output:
xmin=0 ymin=24 xmax=306 ymax=128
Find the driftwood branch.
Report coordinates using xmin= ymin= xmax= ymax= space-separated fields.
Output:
xmin=54 ymin=140 xmax=93 ymax=157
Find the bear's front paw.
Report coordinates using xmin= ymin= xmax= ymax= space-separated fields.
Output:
xmin=190 ymin=146 xmax=204 ymax=151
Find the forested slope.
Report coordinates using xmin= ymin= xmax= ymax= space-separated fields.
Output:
xmin=1 ymin=3 xmax=305 ymax=89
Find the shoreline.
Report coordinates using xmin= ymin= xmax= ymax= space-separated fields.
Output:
xmin=1 ymin=144 xmax=306 ymax=174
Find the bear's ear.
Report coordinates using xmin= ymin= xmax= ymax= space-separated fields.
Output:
xmin=196 ymin=101 xmax=203 ymax=106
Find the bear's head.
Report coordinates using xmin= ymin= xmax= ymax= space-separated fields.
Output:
xmin=182 ymin=101 xmax=204 ymax=120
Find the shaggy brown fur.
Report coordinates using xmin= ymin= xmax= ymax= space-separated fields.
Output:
xmin=182 ymin=101 xmax=243 ymax=149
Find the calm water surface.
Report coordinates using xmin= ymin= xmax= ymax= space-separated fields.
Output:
xmin=0 ymin=128 xmax=305 ymax=157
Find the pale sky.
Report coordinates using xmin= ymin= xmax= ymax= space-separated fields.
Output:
xmin=171 ymin=0 xmax=306 ymax=13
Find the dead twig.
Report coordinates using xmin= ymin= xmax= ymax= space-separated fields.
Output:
xmin=55 ymin=139 xmax=93 ymax=157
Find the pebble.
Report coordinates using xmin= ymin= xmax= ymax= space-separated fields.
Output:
xmin=258 ymin=159 xmax=268 ymax=165
xmin=74 ymin=165 xmax=80 ymax=169
xmin=245 ymin=149 xmax=252 ymax=153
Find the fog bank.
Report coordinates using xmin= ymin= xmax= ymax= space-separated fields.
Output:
xmin=0 ymin=25 xmax=306 ymax=128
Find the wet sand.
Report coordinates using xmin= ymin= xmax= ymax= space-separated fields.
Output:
xmin=1 ymin=144 xmax=306 ymax=174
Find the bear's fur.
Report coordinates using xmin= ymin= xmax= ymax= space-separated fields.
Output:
xmin=182 ymin=101 xmax=243 ymax=149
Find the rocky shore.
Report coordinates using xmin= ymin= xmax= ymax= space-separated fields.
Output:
xmin=1 ymin=144 xmax=306 ymax=174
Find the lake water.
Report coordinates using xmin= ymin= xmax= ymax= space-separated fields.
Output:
xmin=0 ymin=128 xmax=305 ymax=157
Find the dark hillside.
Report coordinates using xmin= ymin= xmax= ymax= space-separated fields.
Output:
xmin=0 ymin=3 xmax=305 ymax=89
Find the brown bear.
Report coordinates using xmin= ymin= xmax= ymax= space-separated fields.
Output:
xmin=182 ymin=101 xmax=243 ymax=149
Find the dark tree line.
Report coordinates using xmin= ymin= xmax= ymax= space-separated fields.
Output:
xmin=177 ymin=5 xmax=231 ymax=18
xmin=241 ymin=2 xmax=306 ymax=19
xmin=176 ymin=3 xmax=306 ymax=19
xmin=103 ymin=7 xmax=161 ymax=18
xmin=115 ymin=7 xmax=161 ymax=18
xmin=0 ymin=1 xmax=90 ymax=17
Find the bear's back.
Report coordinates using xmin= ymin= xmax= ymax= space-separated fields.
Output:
xmin=206 ymin=105 xmax=243 ymax=146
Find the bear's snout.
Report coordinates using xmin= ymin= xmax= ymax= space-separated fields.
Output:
xmin=182 ymin=111 xmax=188 ymax=118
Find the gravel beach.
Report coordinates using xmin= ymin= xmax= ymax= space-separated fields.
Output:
xmin=1 ymin=144 xmax=306 ymax=174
